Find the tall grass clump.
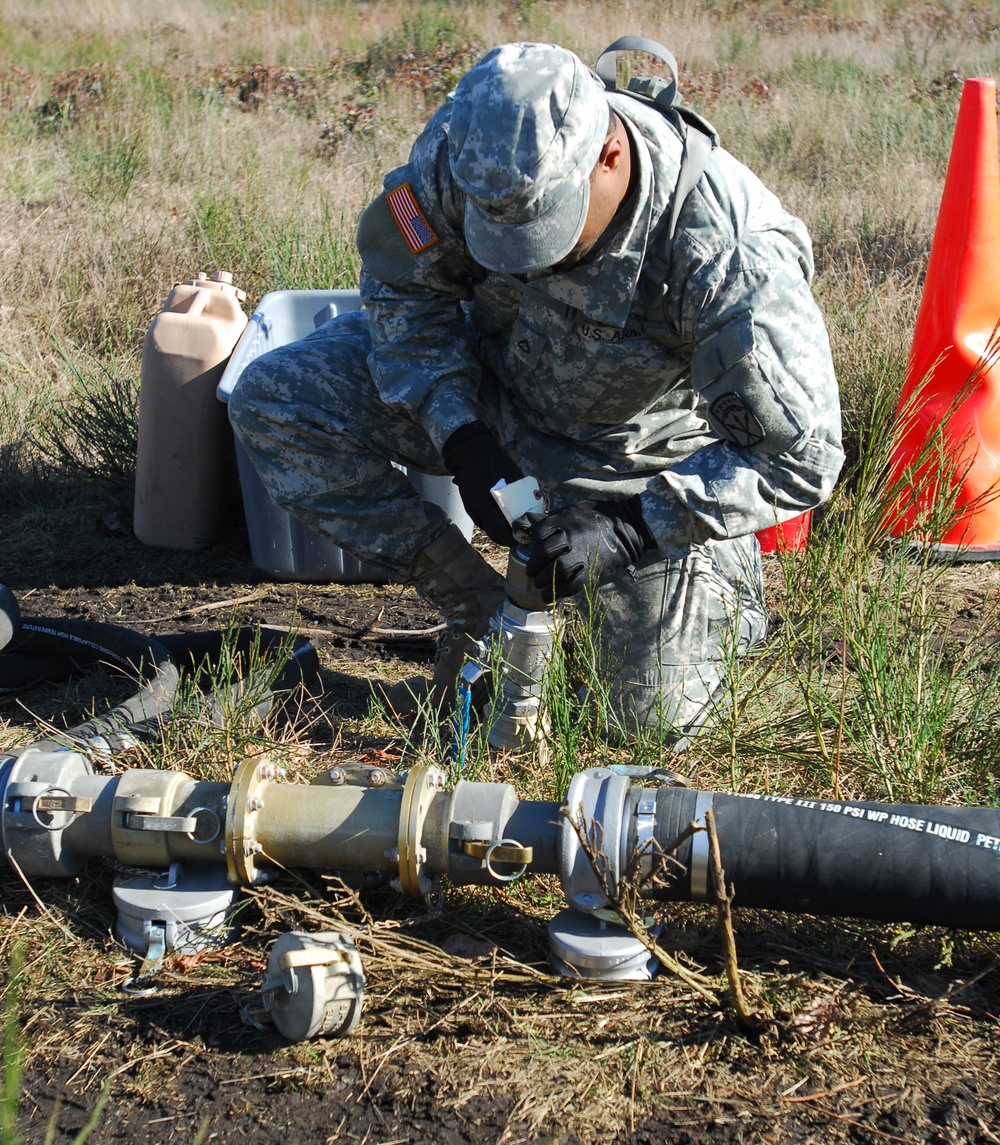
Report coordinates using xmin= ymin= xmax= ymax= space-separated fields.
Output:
xmin=143 ymin=621 xmax=316 ymax=781
xmin=191 ymin=194 xmax=359 ymax=293
xmin=33 ymin=340 xmax=139 ymax=485
xmin=698 ymin=336 xmax=1000 ymax=807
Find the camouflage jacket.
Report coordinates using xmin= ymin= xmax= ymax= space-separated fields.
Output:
xmin=356 ymin=91 xmax=844 ymax=548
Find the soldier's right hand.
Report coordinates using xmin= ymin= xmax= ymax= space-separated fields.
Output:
xmin=525 ymin=497 xmax=656 ymax=602
xmin=442 ymin=421 xmax=525 ymax=547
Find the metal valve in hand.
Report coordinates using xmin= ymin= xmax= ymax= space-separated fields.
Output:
xmin=461 ymin=477 xmax=562 ymax=755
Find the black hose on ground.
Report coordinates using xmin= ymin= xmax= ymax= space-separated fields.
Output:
xmin=157 ymin=627 xmax=320 ymax=723
xmin=0 ymin=588 xmax=319 ymax=751
xmin=0 ymin=615 xmax=176 ymax=693
xmin=648 ymin=787 xmax=1000 ymax=930
xmin=1 ymin=616 xmax=180 ymax=751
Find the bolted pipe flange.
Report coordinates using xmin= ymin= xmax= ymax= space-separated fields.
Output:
xmin=226 ymin=756 xmax=285 ymax=886
xmin=397 ymin=763 xmax=447 ymax=898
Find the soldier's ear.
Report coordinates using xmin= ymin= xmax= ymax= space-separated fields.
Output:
xmin=597 ymin=119 xmax=627 ymax=175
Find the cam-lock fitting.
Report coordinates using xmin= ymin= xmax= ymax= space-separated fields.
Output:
xmin=458 ymin=545 xmax=561 ymax=755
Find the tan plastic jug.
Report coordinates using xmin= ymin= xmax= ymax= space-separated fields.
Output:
xmin=133 ymin=271 xmax=248 ymax=550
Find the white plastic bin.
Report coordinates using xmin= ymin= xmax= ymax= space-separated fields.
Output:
xmin=217 ymin=290 xmax=471 ymax=582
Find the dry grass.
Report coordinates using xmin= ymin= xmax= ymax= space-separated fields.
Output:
xmin=4 ymin=2 xmax=1000 ymax=1141
xmin=2 ymin=0 xmax=992 ymax=460
xmin=6 ymin=850 xmax=1000 ymax=1143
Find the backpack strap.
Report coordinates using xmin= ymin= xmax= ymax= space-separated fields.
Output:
xmin=596 ymin=37 xmax=718 ymax=247
xmin=596 ymin=36 xmax=680 ymax=107
xmin=595 ymin=37 xmax=720 ymax=353
xmin=493 ymin=270 xmax=573 ymax=318
xmin=664 ymin=108 xmax=716 ymax=244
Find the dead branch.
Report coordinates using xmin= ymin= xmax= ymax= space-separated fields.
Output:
xmin=145 ymin=588 xmax=273 ymax=623
xmin=705 ymin=805 xmax=773 ymax=1030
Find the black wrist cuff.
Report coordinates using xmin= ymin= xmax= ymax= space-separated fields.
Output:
xmin=441 ymin=421 xmax=489 ymax=471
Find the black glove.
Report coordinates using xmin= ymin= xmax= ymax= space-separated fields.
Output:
xmin=442 ymin=421 xmax=524 ymax=546
xmin=525 ymin=496 xmax=656 ymax=602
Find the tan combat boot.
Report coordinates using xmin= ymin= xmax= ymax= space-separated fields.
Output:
xmin=383 ymin=524 xmax=506 ymax=724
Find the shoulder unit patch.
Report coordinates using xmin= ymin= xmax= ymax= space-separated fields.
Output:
xmin=386 ymin=183 xmax=439 ymax=255
xmin=709 ymin=392 xmax=766 ymax=449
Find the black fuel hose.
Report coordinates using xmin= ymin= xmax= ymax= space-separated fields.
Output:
xmin=0 ymin=588 xmax=319 ymax=750
xmin=0 ymin=615 xmax=176 ymax=694
xmin=157 ymin=627 xmax=320 ymax=723
xmin=1 ymin=617 xmax=179 ymax=750
xmin=647 ymin=788 xmax=1000 ymax=930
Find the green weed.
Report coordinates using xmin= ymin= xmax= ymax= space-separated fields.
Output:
xmin=191 ymin=193 xmax=359 ymax=293
xmin=151 ymin=619 xmax=315 ymax=781
xmin=67 ymin=123 xmax=147 ymax=202
xmin=32 ymin=340 xmax=139 ymax=486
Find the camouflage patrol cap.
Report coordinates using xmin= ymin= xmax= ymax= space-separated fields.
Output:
xmin=448 ymin=43 xmax=609 ymax=274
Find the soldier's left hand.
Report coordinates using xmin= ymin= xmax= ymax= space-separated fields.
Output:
xmin=525 ymin=497 xmax=656 ymax=602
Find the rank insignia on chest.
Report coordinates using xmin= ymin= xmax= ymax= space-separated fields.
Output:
xmin=387 ymin=183 xmax=439 ymax=254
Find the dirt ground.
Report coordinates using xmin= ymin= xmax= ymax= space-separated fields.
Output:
xmin=3 ymin=480 xmax=1000 ymax=1145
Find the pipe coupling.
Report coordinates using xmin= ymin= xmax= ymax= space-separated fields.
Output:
xmin=558 ymin=767 xmax=631 ymax=914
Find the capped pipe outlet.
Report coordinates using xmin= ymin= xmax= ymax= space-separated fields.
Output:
xmin=260 ymin=931 xmax=365 ymax=1041
xmin=113 ymin=861 xmax=238 ymax=956
xmin=548 ymin=907 xmax=660 ymax=981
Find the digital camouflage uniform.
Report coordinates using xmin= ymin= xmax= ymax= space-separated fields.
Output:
xmin=229 ymin=43 xmax=844 ymax=740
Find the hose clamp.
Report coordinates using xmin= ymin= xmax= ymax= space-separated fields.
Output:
xmin=634 ymin=793 xmax=657 ymax=879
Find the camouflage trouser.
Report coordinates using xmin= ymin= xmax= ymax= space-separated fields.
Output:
xmin=228 ymin=310 xmax=768 ymax=740
xmin=581 ymin=540 xmax=765 ymax=744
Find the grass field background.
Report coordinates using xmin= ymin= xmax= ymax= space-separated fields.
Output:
xmin=4 ymin=0 xmax=1000 ymax=799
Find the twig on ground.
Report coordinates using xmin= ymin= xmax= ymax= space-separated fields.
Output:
xmin=351 ymin=606 xmax=386 ymax=638
xmin=145 ymin=589 xmax=273 ymax=623
xmin=802 ymin=1101 xmax=921 ymax=1144
xmin=354 ymin=606 xmax=445 ymax=640
xmin=779 ymin=1076 xmax=867 ymax=1103
xmin=359 ymin=622 xmax=446 ymax=639
xmin=255 ymin=621 xmax=445 ymax=642
xmin=871 ymin=948 xmax=998 ymax=1018
xmin=247 ymin=884 xmax=556 ymax=986
xmin=146 ymin=592 xmax=442 ymax=641
xmin=705 ymin=805 xmax=772 ymax=1030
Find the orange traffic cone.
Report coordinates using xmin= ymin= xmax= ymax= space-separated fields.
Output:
xmin=889 ymin=77 xmax=1000 ymax=556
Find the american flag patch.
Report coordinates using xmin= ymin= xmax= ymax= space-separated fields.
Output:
xmin=386 ymin=183 xmax=438 ymax=254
